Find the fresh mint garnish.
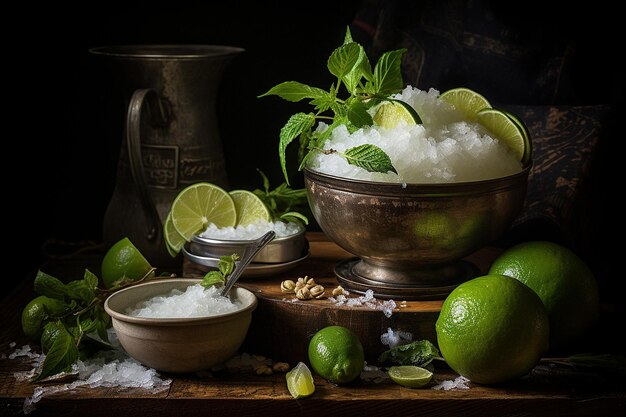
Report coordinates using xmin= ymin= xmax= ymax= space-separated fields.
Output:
xmin=201 ymin=254 xmax=240 ymax=289
xmin=378 ymin=340 xmax=443 ymax=367
xmin=260 ymin=27 xmax=411 ymax=184
xmin=252 ymin=170 xmax=309 ymax=225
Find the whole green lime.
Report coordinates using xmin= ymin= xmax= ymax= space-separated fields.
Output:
xmin=101 ymin=237 xmax=153 ymax=288
xmin=436 ymin=274 xmax=549 ymax=384
xmin=489 ymin=241 xmax=599 ymax=349
xmin=21 ymin=295 xmax=66 ymax=341
xmin=308 ymin=325 xmax=364 ymax=384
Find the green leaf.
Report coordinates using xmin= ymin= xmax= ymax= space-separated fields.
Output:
xmin=343 ymin=144 xmax=397 ymax=174
xmin=83 ymin=269 xmax=99 ymax=290
xmin=298 ymin=130 xmax=313 ymax=166
xmin=41 ymin=321 xmax=65 ymax=355
xmin=347 ymin=100 xmax=373 ymax=128
xmin=65 ymin=280 xmax=95 ymax=303
xmin=279 ymin=113 xmax=316 ymax=184
xmin=378 ymin=340 xmax=443 ymax=366
xmin=257 ymin=169 xmax=270 ymax=194
xmin=258 ymin=81 xmax=327 ymax=102
xmin=280 ymin=212 xmax=309 ymax=225
xmin=94 ymin=307 xmax=111 ymax=343
xmin=327 ymin=42 xmax=361 ymax=81
xmin=310 ymin=94 xmax=336 ymax=113
xmin=36 ymin=323 xmax=79 ymax=380
xmin=218 ymin=254 xmax=239 ymax=277
xmin=34 ymin=271 xmax=67 ymax=300
xmin=373 ymin=48 xmax=406 ymax=95
xmin=201 ymin=271 xmax=225 ymax=288
xmin=343 ymin=26 xmax=353 ymax=44
xmin=78 ymin=315 xmax=99 ymax=335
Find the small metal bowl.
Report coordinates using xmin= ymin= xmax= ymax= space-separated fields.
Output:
xmin=189 ymin=227 xmax=307 ymax=264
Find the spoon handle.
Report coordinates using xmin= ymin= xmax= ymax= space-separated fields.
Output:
xmin=221 ymin=231 xmax=276 ymax=296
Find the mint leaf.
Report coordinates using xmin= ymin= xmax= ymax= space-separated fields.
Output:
xmin=279 ymin=113 xmax=316 ymax=184
xmin=373 ymin=49 xmax=406 ymax=95
xmin=327 ymin=42 xmax=360 ymax=80
xmin=343 ymin=144 xmax=397 ymax=174
xmin=34 ymin=271 xmax=67 ymax=300
xmin=83 ymin=269 xmax=99 ymax=290
xmin=347 ymin=100 xmax=373 ymax=128
xmin=66 ymin=280 xmax=95 ymax=303
xmin=258 ymin=81 xmax=327 ymax=102
xmin=378 ymin=340 xmax=442 ymax=366
xmin=218 ymin=254 xmax=239 ymax=277
xmin=201 ymin=271 xmax=225 ymax=288
xmin=36 ymin=322 xmax=79 ymax=380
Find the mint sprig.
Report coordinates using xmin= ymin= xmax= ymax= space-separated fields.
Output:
xmin=260 ymin=27 xmax=408 ymax=184
xmin=201 ymin=254 xmax=240 ymax=289
xmin=28 ymin=268 xmax=155 ymax=381
xmin=252 ymin=170 xmax=309 ymax=225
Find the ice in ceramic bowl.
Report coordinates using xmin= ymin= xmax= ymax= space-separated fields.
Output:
xmin=104 ymin=278 xmax=257 ymax=373
xmin=189 ymin=221 xmax=307 ymax=263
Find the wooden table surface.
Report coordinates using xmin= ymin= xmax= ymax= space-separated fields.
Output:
xmin=1 ymin=233 xmax=624 ymax=416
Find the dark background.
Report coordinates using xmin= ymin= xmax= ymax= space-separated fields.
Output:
xmin=7 ymin=1 xmax=362 ymax=289
xmin=5 ymin=1 xmax=620 ymax=301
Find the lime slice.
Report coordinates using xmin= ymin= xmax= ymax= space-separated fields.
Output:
xmin=170 ymin=183 xmax=237 ymax=240
xmin=439 ymin=87 xmax=491 ymax=122
xmin=286 ymin=362 xmax=315 ymax=399
xmin=163 ymin=212 xmax=186 ymax=257
xmin=388 ymin=365 xmax=433 ymax=388
xmin=230 ymin=189 xmax=272 ymax=226
xmin=502 ymin=110 xmax=532 ymax=165
xmin=477 ymin=108 xmax=527 ymax=162
xmin=373 ymin=99 xmax=422 ymax=128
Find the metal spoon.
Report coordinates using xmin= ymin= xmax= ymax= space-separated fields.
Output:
xmin=221 ymin=230 xmax=276 ymax=296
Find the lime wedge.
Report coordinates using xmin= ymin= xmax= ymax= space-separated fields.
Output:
xmin=373 ymin=99 xmax=422 ymax=128
xmin=502 ymin=110 xmax=532 ymax=165
xmin=388 ymin=365 xmax=433 ymax=388
xmin=170 ymin=183 xmax=237 ymax=240
xmin=230 ymin=189 xmax=272 ymax=226
xmin=439 ymin=87 xmax=491 ymax=122
xmin=286 ymin=362 xmax=315 ymax=399
xmin=477 ymin=108 xmax=527 ymax=162
xmin=163 ymin=212 xmax=186 ymax=257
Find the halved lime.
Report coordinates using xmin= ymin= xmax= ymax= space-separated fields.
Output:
xmin=101 ymin=237 xmax=154 ymax=288
xmin=230 ymin=189 xmax=271 ymax=226
xmin=388 ymin=365 xmax=433 ymax=388
xmin=502 ymin=110 xmax=532 ymax=165
xmin=170 ymin=183 xmax=237 ymax=240
xmin=477 ymin=108 xmax=527 ymax=162
xmin=163 ymin=212 xmax=186 ymax=257
xmin=286 ymin=362 xmax=315 ymax=399
xmin=373 ymin=99 xmax=422 ymax=128
xmin=439 ymin=87 xmax=491 ymax=122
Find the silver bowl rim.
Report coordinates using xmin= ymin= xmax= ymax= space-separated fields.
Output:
xmin=303 ymin=165 xmax=531 ymax=196
xmin=104 ymin=278 xmax=257 ymax=326
xmin=190 ymin=224 xmax=306 ymax=246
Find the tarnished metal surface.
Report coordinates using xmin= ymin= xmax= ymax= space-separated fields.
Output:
xmin=304 ymin=167 xmax=529 ymax=296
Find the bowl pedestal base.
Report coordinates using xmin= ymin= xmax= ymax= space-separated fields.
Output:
xmin=335 ymin=258 xmax=478 ymax=300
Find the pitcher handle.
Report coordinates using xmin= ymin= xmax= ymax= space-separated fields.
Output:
xmin=126 ymin=88 xmax=170 ymax=241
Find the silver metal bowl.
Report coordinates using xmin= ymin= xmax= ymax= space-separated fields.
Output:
xmin=189 ymin=227 xmax=307 ymax=264
xmin=304 ymin=166 xmax=530 ymax=299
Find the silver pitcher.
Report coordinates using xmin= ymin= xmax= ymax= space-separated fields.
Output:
xmin=91 ymin=45 xmax=244 ymax=267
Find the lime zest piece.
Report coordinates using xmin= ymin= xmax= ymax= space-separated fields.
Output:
xmin=163 ymin=212 xmax=186 ymax=257
xmin=388 ymin=365 xmax=433 ymax=388
xmin=477 ymin=108 xmax=527 ymax=162
xmin=229 ymin=189 xmax=272 ymax=226
xmin=170 ymin=182 xmax=236 ymax=240
xmin=373 ymin=99 xmax=422 ymax=128
xmin=286 ymin=362 xmax=315 ymax=399
xmin=439 ymin=87 xmax=491 ymax=122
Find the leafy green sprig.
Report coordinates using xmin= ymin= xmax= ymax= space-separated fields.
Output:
xmin=201 ymin=254 xmax=240 ymax=288
xmin=378 ymin=340 xmax=444 ymax=367
xmin=29 ymin=268 xmax=154 ymax=380
xmin=252 ymin=169 xmax=309 ymax=225
xmin=260 ymin=28 xmax=407 ymax=184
